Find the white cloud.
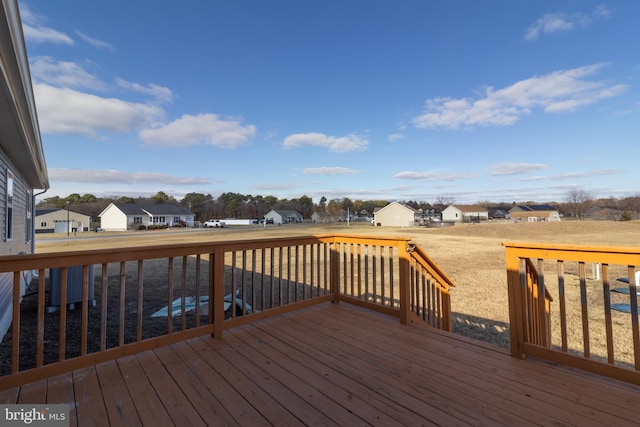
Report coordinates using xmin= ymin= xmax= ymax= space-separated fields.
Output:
xmin=525 ymin=13 xmax=577 ymax=41
xmin=548 ymin=169 xmax=621 ymax=180
xmin=594 ymin=5 xmax=612 ymax=18
xmin=303 ymin=167 xmax=358 ymax=175
xmin=139 ymin=113 xmax=256 ymax=148
xmin=34 ymin=83 xmax=164 ymax=136
xmin=394 ymin=171 xmax=475 ymax=181
xmin=116 ymin=78 xmax=174 ymax=103
xmin=412 ymin=64 xmax=627 ymax=130
xmin=20 ymin=4 xmax=74 ymax=45
xmin=23 ymin=24 xmax=74 ymax=45
xmin=31 ymin=57 xmax=108 ymax=91
xmin=49 ymin=168 xmax=210 ymax=185
xmin=394 ymin=171 xmax=439 ymax=180
xmin=283 ymin=132 xmax=368 ymax=152
xmin=253 ymin=183 xmax=297 ymax=191
xmin=525 ymin=6 xmax=611 ymax=41
xmin=387 ymin=132 xmax=406 ymax=142
xmin=490 ymin=162 xmax=549 ymax=176
xmin=76 ymin=31 xmax=115 ymax=51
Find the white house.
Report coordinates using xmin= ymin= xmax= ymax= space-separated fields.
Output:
xmin=509 ymin=205 xmax=560 ymax=222
xmin=373 ymin=202 xmax=416 ymax=227
xmin=35 ymin=209 xmax=92 ymax=233
xmin=99 ymin=203 xmax=195 ymax=231
xmin=264 ymin=209 xmax=303 ymax=225
xmin=441 ymin=205 xmax=489 ymax=223
xmin=1 ymin=0 xmax=49 ymax=340
xmin=311 ymin=211 xmax=335 ymax=223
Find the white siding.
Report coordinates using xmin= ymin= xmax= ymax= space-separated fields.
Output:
xmin=374 ymin=202 xmax=415 ymax=227
xmin=441 ymin=206 xmax=462 ymax=222
xmin=100 ymin=204 xmax=129 ymax=231
xmin=0 ymin=150 xmax=33 ymax=342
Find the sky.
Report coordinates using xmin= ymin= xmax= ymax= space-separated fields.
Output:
xmin=18 ymin=0 xmax=640 ymax=205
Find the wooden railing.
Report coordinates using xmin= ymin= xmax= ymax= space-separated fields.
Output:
xmin=522 ymin=258 xmax=553 ymax=347
xmin=505 ymin=242 xmax=640 ymax=385
xmin=0 ymin=234 xmax=454 ymax=390
xmin=407 ymin=243 xmax=454 ymax=330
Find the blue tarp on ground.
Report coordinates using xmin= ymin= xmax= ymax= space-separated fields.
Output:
xmin=611 ymin=287 xmax=640 ymax=295
xmin=151 ymin=293 xmax=254 ymax=317
xmin=611 ymin=303 xmax=640 ymax=314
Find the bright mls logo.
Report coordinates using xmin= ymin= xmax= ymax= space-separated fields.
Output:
xmin=1 ymin=405 xmax=68 ymax=426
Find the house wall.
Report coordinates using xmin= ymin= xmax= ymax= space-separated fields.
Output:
xmin=375 ymin=203 xmax=415 ymax=227
xmin=36 ymin=210 xmax=91 ymax=233
xmin=1 ymin=150 xmax=34 ymax=343
xmin=100 ymin=205 xmax=129 ymax=231
xmin=441 ymin=206 xmax=462 ymax=222
xmin=1 ymin=155 xmax=32 ymax=255
xmin=510 ymin=211 xmax=560 ymax=222
xmin=264 ymin=210 xmax=283 ymax=224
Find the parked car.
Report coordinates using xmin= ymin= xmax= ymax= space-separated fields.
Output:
xmin=203 ymin=219 xmax=225 ymax=228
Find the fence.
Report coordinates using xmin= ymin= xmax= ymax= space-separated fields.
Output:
xmin=505 ymin=242 xmax=640 ymax=385
xmin=0 ymin=234 xmax=454 ymax=389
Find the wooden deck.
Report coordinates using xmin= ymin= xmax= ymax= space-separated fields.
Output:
xmin=1 ymin=303 xmax=639 ymax=426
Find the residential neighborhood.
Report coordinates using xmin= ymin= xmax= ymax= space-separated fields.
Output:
xmin=99 ymin=202 xmax=196 ymax=231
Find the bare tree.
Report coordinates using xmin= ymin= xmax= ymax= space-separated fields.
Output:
xmin=433 ymin=196 xmax=455 ymax=213
xmin=564 ymin=188 xmax=595 ymax=220
xmin=620 ymin=193 xmax=640 ymax=220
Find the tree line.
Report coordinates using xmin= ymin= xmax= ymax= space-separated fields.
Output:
xmin=37 ymin=190 xmax=640 ymax=223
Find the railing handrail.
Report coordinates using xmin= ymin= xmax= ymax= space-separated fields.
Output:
xmin=408 ymin=242 xmax=456 ymax=291
xmin=0 ymin=234 xmax=414 ymax=272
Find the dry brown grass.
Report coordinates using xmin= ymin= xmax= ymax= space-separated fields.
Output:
xmin=34 ymin=220 xmax=640 ymax=354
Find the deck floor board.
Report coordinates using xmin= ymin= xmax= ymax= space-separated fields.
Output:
xmin=3 ymin=303 xmax=640 ymax=426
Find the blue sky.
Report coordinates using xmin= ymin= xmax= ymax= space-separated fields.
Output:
xmin=20 ymin=1 xmax=640 ymax=204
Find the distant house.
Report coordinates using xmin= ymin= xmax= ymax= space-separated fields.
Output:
xmin=354 ymin=209 xmax=371 ymax=221
xmin=264 ymin=209 xmax=303 ymax=225
xmin=508 ymin=205 xmax=560 ymax=222
xmin=1 ymin=1 xmax=50 ymax=340
xmin=35 ymin=209 xmax=92 ymax=233
xmin=311 ymin=211 xmax=335 ymax=223
xmin=99 ymin=203 xmax=195 ymax=231
xmin=441 ymin=205 xmax=488 ymax=223
xmin=585 ymin=207 xmax=623 ymax=221
xmin=373 ymin=202 xmax=416 ymax=227
xmin=488 ymin=209 xmax=509 ymax=220
xmin=510 ymin=204 xmax=557 ymax=213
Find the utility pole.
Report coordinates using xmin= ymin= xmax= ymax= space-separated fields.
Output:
xmin=66 ymin=201 xmax=70 ymax=237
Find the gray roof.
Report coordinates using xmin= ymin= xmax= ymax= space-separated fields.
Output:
xmin=35 ymin=209 xmax=59 ymax=216
xmin=511 ymin=204 xmax=557 ymax=212
xmin=271 ymin=209 xmax=302 ymax=218
xmin=113 ymin=203 xmax=193 ymax=216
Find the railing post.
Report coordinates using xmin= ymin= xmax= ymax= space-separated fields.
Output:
xmin=330 ymin=241 xmax=339 ymax=303
xmin=212 ymin=249 xmax=225 ymax=338
xmin=399 ymin=242 xmax=411 ymax=325
xmin=505 ymin=246 xmax=524 ymax=358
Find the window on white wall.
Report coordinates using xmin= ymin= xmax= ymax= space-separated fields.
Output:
xmin=5 ymin=169 xmax=14 ymax=241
